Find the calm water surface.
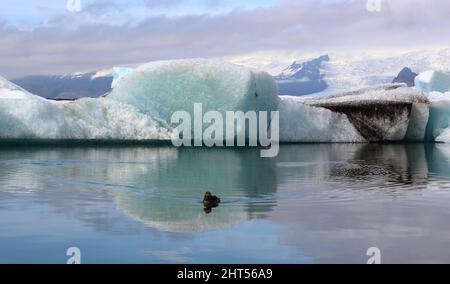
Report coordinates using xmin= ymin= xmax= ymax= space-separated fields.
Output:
xmin=1 ymin=143 xmax=450 ymax=263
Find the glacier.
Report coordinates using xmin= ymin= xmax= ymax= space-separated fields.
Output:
xmin=0 ymin=59 xmax=448 ymax=145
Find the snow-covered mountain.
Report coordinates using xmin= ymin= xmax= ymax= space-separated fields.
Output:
xmin=11 ymin=56 xmax=331 ymax=99
xmin=274 ymin=55 xmax=330 ymax=96
xmin=12 ymin=70 xmax=113 ymax=100
xmin=392 ymin=67 xmax=418 ymax=87
xmin=230 ymin=47 xmax=450 ymax=96
xmin=312 ymin=48 xmax=450 ymax=95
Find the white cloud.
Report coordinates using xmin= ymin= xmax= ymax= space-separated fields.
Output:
xmin=1 ymin=0 xmax=450 ymax=78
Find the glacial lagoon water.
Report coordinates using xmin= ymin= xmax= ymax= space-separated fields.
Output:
xmin=1 ymin=143 xmax=450 ymax=263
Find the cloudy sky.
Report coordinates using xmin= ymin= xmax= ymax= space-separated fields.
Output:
xmin=1 ymin=0 xmax=450 ymax=78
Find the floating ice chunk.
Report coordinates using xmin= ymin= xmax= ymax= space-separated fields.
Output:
xmin=0 ymin=97 xmax=176 ymax=140
xmin=111 ymin=67 xmax=134 ymax=89
xmin=108 ymin=59 xmax=280 ymax=127
xmin=292 ymin=84 xmax=429 ymax=142
xmin=1 ymin=60 xmax=279 ymax=142
xmin=1 ymin=57 xmax=281 ymax=142
xmin=0 ymin=76 xmax=175 ymax=140
xmin=415 ymin=70 xmax=450 ymax=93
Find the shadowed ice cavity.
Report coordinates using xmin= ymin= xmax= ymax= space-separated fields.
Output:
xmin=0 ymin=144 xmax=444 ymax=238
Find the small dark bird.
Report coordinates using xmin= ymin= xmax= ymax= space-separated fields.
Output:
xmin=203 ymin=192 xmax=221 ymax=208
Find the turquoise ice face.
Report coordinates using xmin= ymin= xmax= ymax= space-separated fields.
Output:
xmin=108 ymin=59 xmax=280 ymax=126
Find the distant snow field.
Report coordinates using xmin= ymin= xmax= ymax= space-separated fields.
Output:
xmin=228 ymin=47 xmax=450 ymax=96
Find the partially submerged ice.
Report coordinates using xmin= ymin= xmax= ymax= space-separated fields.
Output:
xmin=0 ymin=76 xmax=175 ymax=140
xmin=415 ymin=70 xmax=450 ymax=93
xmin=0 ymin=60 xmax=279 ymax=141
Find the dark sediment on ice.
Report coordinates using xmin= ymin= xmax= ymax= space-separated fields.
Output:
xmin=301 ymin=84 xmax=428 ymax=141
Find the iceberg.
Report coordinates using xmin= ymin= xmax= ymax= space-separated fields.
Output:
xmin=0 ymin=60 xmax=279 ymax=141
xmin=415 ymin=70 xmax=450 ymax=93
xmin=281 ymin=84 xmax=429 ymax=142
xmin=109 ymin=59 xmax=280 ymax=126
xmin=0 ymin=76 xmax=174 ymax=140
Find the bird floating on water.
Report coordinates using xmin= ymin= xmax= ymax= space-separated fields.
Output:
xmin=203 ymin=192 xmax=221 ymax=208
